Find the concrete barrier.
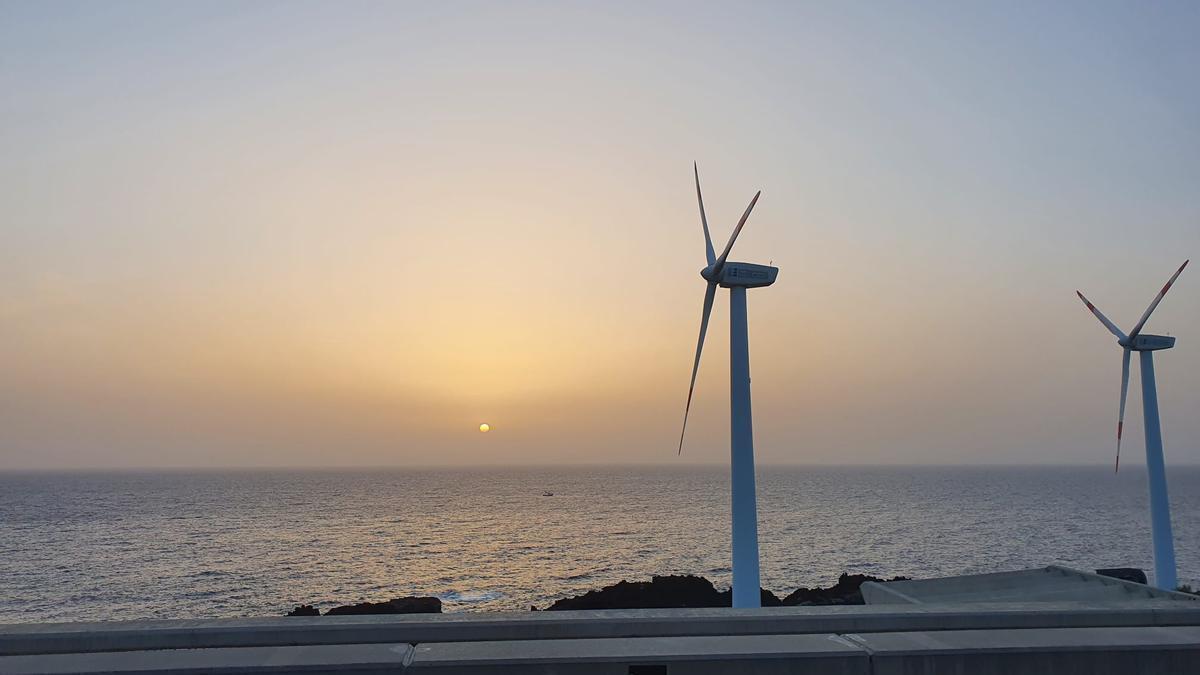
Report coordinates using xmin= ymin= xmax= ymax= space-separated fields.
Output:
xmin=4 ymin=621 xmax=1200 ymax=673
xmin=0 ymin=643 xmax=414 ymax=675
xmin=5 ymin=601 xmax=1200 ymax=656
xmin=408 ymin=634 xmax=868 ymax=674
xmin=5 ymin=627 xmax=1200 ymax=674
xmin=849 ymin=626 xmax=1200 ymax=675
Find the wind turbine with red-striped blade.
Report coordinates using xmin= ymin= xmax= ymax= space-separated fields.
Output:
xmin=1076 ymin=259 xmax=1188 ymax=590
xmin=678 ymin=163 xmax=778 ymax=608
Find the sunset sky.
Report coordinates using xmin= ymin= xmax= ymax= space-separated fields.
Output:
xmin=2 ymin=1 xmax=1198 ymax=469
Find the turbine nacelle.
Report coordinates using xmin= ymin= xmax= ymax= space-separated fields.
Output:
xmin=713 ymin=262 xmax=779 ymax=288
xmin=1123 ymin=334 xmax=1176 ymax=352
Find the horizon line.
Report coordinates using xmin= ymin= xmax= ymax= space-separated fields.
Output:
xmin=3 ymin=461 xmax=1199 ymax=473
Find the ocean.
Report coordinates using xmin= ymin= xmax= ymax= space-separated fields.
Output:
xmin=1 ymin=465 xmax=1197 ymax=623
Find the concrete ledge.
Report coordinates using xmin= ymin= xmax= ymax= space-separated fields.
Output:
xmin=852 ymin=626 xmax=1200 ymax=675
xmin=0 ymin=643 xmax=414 ymax=675
xmin=861 ymin=566 xmax=1200 ymax=605
xmin=5 ymin=602 xmax=1200 ymax=656
xmin=409 ymin=634 xmax=868 ymax=674
xmin=6 ymin=627 xmax=1200 ymax=674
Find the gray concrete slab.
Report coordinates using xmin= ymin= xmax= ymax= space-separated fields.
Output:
xmin=0 ymin=643 xmax=413 ymax=674
xmin=409 ymin=634 xmax=868 ymax=674
xmin=861 ymin=565 xmax=1199 ymax=605
xmin=1 ymin=623 xmax=1198 ymax=673
xmin=5 ymin=602 xmax=1200 ymax=656
xmin=851 ymin=626 xmax=1200 ymax=675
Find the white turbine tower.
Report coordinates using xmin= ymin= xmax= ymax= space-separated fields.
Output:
xmin=1076 ymin=260 xmax=1189 ymax=590
xmin=678 ymin=163 xmax=778 ymax=608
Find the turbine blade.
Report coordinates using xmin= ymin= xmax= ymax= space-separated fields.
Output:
xmin=712 ymin=191 xmax=761 ymax=272
xmin=1116 ymin=347 xmax=1130 ymax=473
xmin=679 ymin=281 xmax=718 ymax=454
xmin=1076 ymin=291 xmax=1127 ymax=342
xmin=1127 ymin=260 xmax=1189 ymax=340
xmin=694 ymin=163 xmax=716 ymax=266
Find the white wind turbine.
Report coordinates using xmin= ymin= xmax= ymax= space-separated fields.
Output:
xmin=678 ymin=163 xmax=778 ymax=608
xmin=1076 ymin=260 xmax=1189 ymax=590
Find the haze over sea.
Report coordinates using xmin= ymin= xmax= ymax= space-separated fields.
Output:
xmin=2 ymin=465 xmax=1198 ymax=623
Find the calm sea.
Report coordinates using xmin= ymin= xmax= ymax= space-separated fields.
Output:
xmin=1 ymin=465 xmax=1198 ymax=623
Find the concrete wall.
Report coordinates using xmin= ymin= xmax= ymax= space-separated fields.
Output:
xmin=409 ymin=635 xmax=868 ymax=675
xmin=0 ymin=644 xmax=415 ymax=675
xmin=850 ymin=626 xmax=1200 ymax=675
xmin=6 ymin=600 xmax=1200 ymax=656
xmin=4 ymin=626 xmax=1200 ymax=674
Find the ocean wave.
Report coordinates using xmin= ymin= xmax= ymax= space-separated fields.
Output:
xmin=439 ymin=590 xmax=504 ymax=604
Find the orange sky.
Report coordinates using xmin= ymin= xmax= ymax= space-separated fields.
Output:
xmin=2 ymin=2 xmax=1199 ymax=468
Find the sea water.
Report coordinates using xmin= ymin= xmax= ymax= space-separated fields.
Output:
xmin=1 ymin=465 xmax=1197 ymax=622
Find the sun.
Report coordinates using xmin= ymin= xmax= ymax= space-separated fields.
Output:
xmin=478 ymin=423 xmax=490 ymax=433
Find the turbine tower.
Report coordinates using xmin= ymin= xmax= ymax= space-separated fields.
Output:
xmin=1076 ymin=260 xmax=1188 ymax=590
xmin=678 ymin=163 xmax=778 ymax=608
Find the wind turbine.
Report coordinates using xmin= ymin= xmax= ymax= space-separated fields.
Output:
xmin=1076 ymin=260 xmax=1188 ymax=590
xmin=678 ymin=163 xmax=778 ymax=608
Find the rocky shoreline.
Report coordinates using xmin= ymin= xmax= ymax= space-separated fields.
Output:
xmin=287 ymin=573 xmax=908 ymax=616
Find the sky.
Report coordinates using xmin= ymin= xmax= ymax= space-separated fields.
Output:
xmin=1 ymin=1 xmax=1198 ymax=469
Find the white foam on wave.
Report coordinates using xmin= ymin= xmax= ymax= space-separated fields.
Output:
xmin=439 ymin=590 xmax=504 ymax=604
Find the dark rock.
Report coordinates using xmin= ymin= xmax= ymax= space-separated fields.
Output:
xmin=324 ymin=596 xmax=442 ymax=616
xmin=762 ymin=589 xmax=782 ymax=607
xmin=1096 ymin=568 xmax=1147 ymax=585
xmin=781 ymin=573 xmax=909 ymax=606
xmin=715 ymin=587 xmax=783 ymax=607
xmin=300 ymin=572 xmax=912 ymax=614
xmin=544 ymin=575 xmax=723 ymax=610
xmin=543 ymin=575 xmax=781 ymax=610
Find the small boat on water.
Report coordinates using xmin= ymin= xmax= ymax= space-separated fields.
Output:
xmin=541 ymin=491 xmax=554 ymax=497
